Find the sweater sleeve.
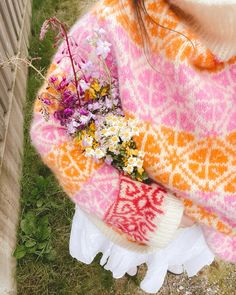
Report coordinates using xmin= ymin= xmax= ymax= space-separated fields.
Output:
xmin=30 ymin=11 xmax=184 ymax=249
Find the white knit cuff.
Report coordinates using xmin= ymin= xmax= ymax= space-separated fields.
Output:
xmin=147 ymin=194 xmax=184 ymax=249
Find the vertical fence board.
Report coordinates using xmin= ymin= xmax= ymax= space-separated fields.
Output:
xmin=0 ymin=65 xmax=13 ymax=91
xmin=5 ymin=0 xmax=21 ymax=40
xmin=0 ymin=15 xmax=14 ymax=57
xmin=0 ymin=2 xmax=18 ymax=54
xmin=12 ymin=1 xmax=22 ymax=28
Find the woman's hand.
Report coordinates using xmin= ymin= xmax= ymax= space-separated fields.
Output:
xmin=179 ymin=213 xmax=196 ymax=228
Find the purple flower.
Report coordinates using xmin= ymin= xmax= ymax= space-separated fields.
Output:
xmin=54 ymin=110 xmax=67 ymax=126
xmin=42 ymin=98 xmax=51 ymax=105
xmin=67 ymin=119 xmax=81 ymax=134
xmin=64 ymin=108 xmax=74 ymax=117
xmin=78 ymin=86 xmax=85 ymax=97
xmin=79 ymin=109 xmax=89 ymax=116
xmin=105 ymin=97 xmax=113 ymax=109
xmin=63 ymin=97 xmax=74 ymax=107
xmin=63 ymin=96 xmax=76 ymax=107
xmin=91 ymin=101 xmax=100 ymax=111
xmin=49 ymin=75 xmax=58 ymax=84
xmin=63 ymin=89 xmax=72 ymax=98
xmin=54 ymin=110 xmax=62 ymax=120
xmin=54 ymin=107 xmax=74 ymax=126
xmin=81 ymin=60 xmax=94 ymax=74
xmin=78 ymin=123 xmax=86 ymax=130
xmin=57 ymin=77 xmax=69 ymax=90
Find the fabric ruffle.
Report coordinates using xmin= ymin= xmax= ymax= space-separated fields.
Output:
xmin=69 ymin=205 xmax=215 ymax=294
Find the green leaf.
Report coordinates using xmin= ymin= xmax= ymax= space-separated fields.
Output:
xmin=41 ymin=226 xmax=51 ymax=240
xmin=27 ymin=246 xmax=37 ymax=254
xmin=36 ymin=199 xmax=44 ymax=207
xmin=20 ymin=212 xmax=37 ymax=235
xmin=13 ymin=245 xmax=26 ymax=259
xmin=37 ymin=241 xmax=47 ymax=249
xmin=35 ymin=215 xmax=51 ymax=240
xmin=25 ymin=240 xmax=37 ymax=248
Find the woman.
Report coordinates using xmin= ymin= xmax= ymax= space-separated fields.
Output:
xmin=30 ymin=0 xmax=236 ymax=292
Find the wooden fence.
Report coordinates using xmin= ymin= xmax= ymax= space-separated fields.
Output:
xmin=0 ymin=0 xmax=32 ymax=294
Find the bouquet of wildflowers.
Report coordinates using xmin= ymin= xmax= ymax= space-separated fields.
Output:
xmin=38 ymin=18 xmax=149 ymax=182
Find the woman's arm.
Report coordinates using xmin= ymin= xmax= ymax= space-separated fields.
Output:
xmin=30 ymin=10 xmax=184 ymax=249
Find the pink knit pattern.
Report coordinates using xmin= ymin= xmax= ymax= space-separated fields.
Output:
xmin=74 ymin=165 xmax=120 ymax=219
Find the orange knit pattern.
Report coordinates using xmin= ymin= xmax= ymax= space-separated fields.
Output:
xmin=94 ymin=0 xmax=231 ymax=71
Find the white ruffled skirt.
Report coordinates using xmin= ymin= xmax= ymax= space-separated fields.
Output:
xmin=69 ymin=205 xmax=215 ymax=294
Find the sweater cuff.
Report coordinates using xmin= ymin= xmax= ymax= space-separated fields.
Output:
xmin=147 ymin=194 xmax=184 ymax=248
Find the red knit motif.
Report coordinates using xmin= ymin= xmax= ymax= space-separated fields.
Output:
xmin=103 ymin=175 xmax=165 ymax=243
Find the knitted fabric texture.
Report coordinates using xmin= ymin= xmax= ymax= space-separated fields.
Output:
xmin=169 ymin=0 xmax=236 ymax=60
xmin=30 ymin=0 xmax=236 ymax=262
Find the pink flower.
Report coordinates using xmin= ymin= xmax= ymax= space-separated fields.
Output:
xmin=95 ymin=39 xmax=111 ymax=59
xmin=39 ymin=20 xmax=49 ymax=40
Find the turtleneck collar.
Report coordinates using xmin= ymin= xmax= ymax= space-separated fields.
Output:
xmin=168 ymin=0 xmax=236 ymax=61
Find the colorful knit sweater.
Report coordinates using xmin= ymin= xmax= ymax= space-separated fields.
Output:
xmin=30 ymin=0 xmax=236 ymax=263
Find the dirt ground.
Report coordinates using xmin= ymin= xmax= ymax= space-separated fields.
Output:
xmin=114 ymin=260 xmax=236 ymax=295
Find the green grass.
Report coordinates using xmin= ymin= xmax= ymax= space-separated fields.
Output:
xmin=16 ymin=0 xmax=236 ymax=294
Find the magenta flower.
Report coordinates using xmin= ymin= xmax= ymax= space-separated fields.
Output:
xmin=61 ymin=90 xmax=77 ymax=108
xmin=79 ymin=109 xmax=89 ymax=116
xmin=42 ymin=98 xmax=52 ymax=105
xmin=54 ymin=110 xmax=63 ymax=122
xmin=64 ymin=108 xmax=74 ymax=117
xmin=49 ymin=75 xmax=58 ymax=84
xmin=57 ymin=77 xmax=69 ymax=90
